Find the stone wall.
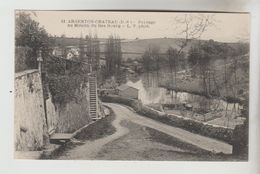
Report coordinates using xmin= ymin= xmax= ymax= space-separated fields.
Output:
xmin=15 ymin=50 xmax=94 ymax=152
xmin=46 ymin=82 xmax=91 ymax=133
xmin=15 ymin=46 xmax=36 ymax=73
xmin=15 ymin=70 xmax=48 ymax=151
xmin=43 ymin=56 xmax=92 ymax=133
xmin=15 ymin=69 xmax=92 ymax=151
xmin=45 ymin=64 xmax=92 ymax=133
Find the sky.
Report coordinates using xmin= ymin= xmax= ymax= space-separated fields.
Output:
xmin=27 ymin=10 xmax=250 ymax=42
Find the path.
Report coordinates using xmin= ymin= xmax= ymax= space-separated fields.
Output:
xmin=104 ymin=103 xmax=232 ymax=154
xmin=58 ymin=103 xmax=232 ymax=160
xmin=57 ymin=107 xmax=129 ymax=159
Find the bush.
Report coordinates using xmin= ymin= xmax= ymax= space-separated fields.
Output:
xmin=48 ymin=74 xmax=87 ymax=107
xmin=231 ymin=119 xmax=248 ymax=155
xmin=15 ymin=46 xmax=36 ymax=72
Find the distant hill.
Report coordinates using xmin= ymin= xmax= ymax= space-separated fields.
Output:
xmin=52 ymin=37 xmax=107 ymax=46
xmin=119 ymin=38 xmax=198 ymax=60
xmin=51 ymin=37 xmax=249 ymax=60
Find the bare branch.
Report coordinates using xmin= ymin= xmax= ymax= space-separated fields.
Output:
xmin=175 ymin=14 xmax=216 ymax=51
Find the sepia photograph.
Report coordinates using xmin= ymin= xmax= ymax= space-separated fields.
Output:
xmin=14 ymin=10 xmax=250 ymax=161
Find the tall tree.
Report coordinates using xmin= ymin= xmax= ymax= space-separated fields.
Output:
xmin=141 ymin=45 xmax=160 ymax=87
xmin=78 ymin=33 xmax=85 ymax=62
xmin=142 ymin=49 xmax=151 ymax=85
xmin=84 ymin=33 xmax=101 ymax=71
xmin=151 ymin=45 xmax=161 ymax=84
xmin=187 ymin=46 xmax=200 ymax=77
xmin=105 ymin=35 xmax=122 ymax=78
xmin=86 ymin=33 xmax=93 ymax=64
xmin=167 ymin=47 xmax=179 ymax=88
xmin=15 ymin=12 xmax=52 ymax=69
xmin=115 ymin=36 xmax=122 ymax=76
xmin=170 ymin=14 xmax=216 ymax=95
xmin=93 ymin=34 xmax=100 ymax=71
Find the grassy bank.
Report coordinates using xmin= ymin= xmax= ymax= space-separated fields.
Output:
xmin=96 ymin=120 xmax=244 ymax=161
xmin=75 ymin=108 xmax=116 ymax=141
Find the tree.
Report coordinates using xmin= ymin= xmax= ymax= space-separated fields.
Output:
xmin=174 ymin=14 xmax=216 ymax=52
xmin=167 ymin=47 xmax=181 ymax=104
xmin=93 ymin=34 xmax=100 ymax=71
xmin=167 ymin=47 xmax=179 ymax=88
xmin=141 ymin=45 xmax=161 ymax=87
xmin=170 ymin=14 xmax=216 ymax=96
xmin=86 ymin=33 xmax=93 ymax=64
xmin=79 ymin=33 xmax=85 ymax=61
xmin=198 ymin=50 xmax=211 ymax=96
xmin=187 ymin=46 xmax=200 ymax=77
xmin=174 ymin=14 xmax=216 ymax=68
xmin=142 ymin=49 xmax=151 ymax=85
xmin=15 ymin=12 xmax=52 ymax=69
xmin=60 ymin=34 xmax=67 ymax=58
xmin=114 ymin=36 xmax=122 ymax=76
xmin=105 ymin=35 xmax=113 ymax=76
xmin=105 ymin=35 xmax=122 ymax=78
xmin=82 ymin=33 xmax=101 ymax=71
xmin=152 ymin=45 xmax=161 ymax=83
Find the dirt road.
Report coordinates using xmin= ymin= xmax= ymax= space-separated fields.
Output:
xmin=56 ymin=103 xmax=232 ymax=160
xmin=104 ymin=103 xmax=232 ymax=154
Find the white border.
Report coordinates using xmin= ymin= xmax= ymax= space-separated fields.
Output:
xmin=0 ymin=0 xmax=259 ymax=174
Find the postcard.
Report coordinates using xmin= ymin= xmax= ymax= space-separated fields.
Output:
xmin=14 ymin=10 xmax=250 ymax=161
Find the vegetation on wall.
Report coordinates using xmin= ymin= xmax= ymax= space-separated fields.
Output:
xmin=44 ymin=56 xmax=89 ymax=107
xmin=15 ymin=12 xmax=54 ymax=72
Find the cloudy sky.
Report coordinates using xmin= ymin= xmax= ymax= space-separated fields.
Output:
xmin=28 ymin=10 xmax=250 ymax=42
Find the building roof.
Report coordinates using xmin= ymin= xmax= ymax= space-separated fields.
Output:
xmin=117 ymin=84 xmax=138 ymax=91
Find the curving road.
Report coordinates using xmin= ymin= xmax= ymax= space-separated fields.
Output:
xmin=57 ymin=103 xmax=232 ymax=160
xmin=104 ymin=103 xmax=232 ymax=154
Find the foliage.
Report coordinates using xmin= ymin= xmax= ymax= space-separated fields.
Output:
xmin=44 ymin=55 xmax=90 ymax=106
xmin=105 ymin=35 xmax=122 ymax=77
xmin=186 ymin=39 xmax=249 ymax=98
xmin=188 ymin=40 xmax=249 ymax=63
xmin=80 ymin=33 xmax=100 ymax=70
xmin=15 ymin=12 xmax=54 ymax=70
xmin=15 ymin=46 xmax=33 ymax=72
xmin=188 ymin=46 xmax=201 ymax=67
xmin=48 ymin=74 xmax=87 ymax=107
xmin=142 ymin=45 xmax=162 ymax=72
